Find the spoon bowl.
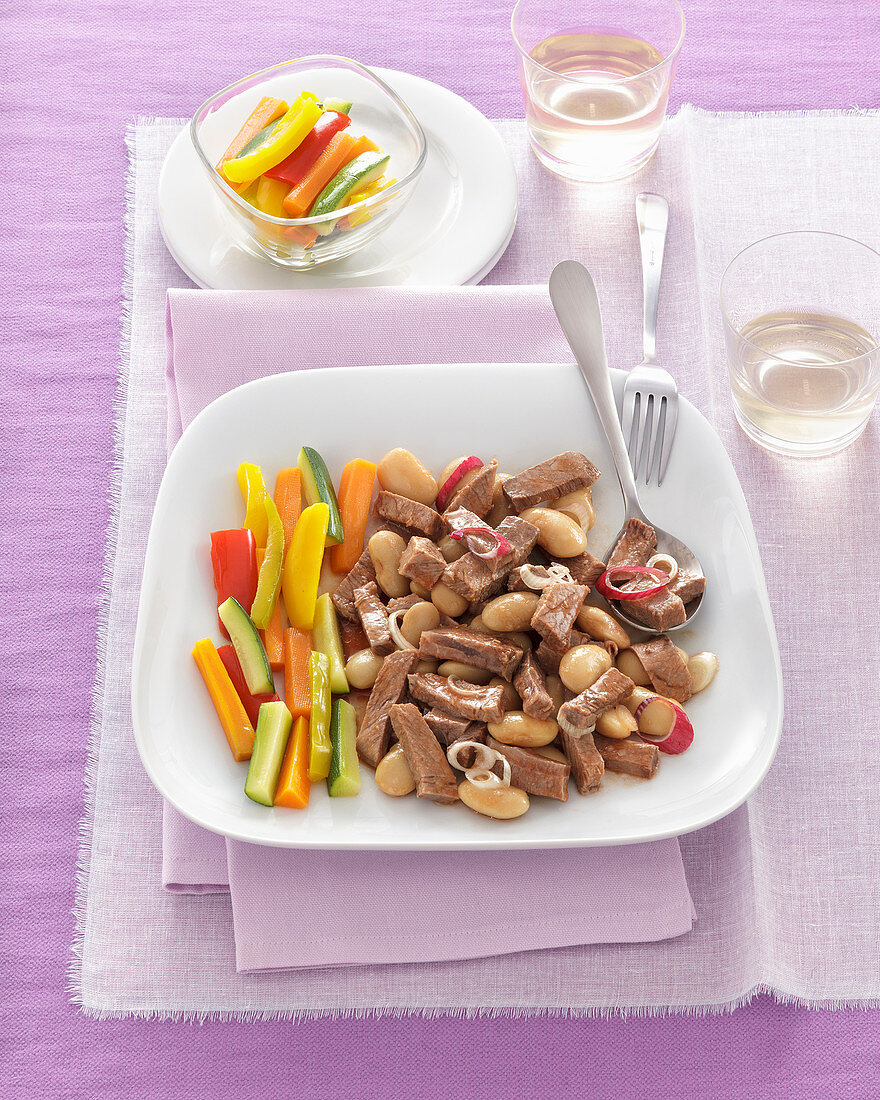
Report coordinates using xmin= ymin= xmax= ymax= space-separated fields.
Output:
xmin=548 ymin=259 xmax=703 ymax=632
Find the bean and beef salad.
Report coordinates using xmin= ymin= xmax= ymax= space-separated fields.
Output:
xmin=193 ymin=446 xmax=717 ymax=819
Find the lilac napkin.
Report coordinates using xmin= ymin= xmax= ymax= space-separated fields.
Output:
xmin=163 ymin=286 xmax=695 ymax=971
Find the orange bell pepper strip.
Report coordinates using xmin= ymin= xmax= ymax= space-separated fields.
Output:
xmin=192 ymin=638 xmax=255 ymax=762
xmin=217 ymin=96 xmax=288 ymax=192
xmin=274 ymin=715 xmax=311 ymax=808
xmin=329 ymin=458 xmax=377 ymax=574
xmin=274 ymin=468 xmax=302 ymax=559
xmin=256 ymin=548 xmax=285 ymax=670
xmin=283 ymin=627 xmax=312 ymax=719
xmin=282 ymin=131 xmax=358 ymax=218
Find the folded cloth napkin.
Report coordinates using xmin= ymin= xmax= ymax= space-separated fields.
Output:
xmin=163 ymin=285 xmax=696 ymax=971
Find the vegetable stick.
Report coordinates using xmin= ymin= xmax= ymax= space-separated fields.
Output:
xmin=274 ymin=468 xmax=302 ymax=558
xmin=329 ymin=458 xmax=377 ymax=574
xmin=192 ymin=638 xmax=255 ymax=762
xmin=257 ymin=547 xmax=285 ymax=670
xmin=282 ymin=131 xmax=358 ymax=218
xmin=274 ymin=715 xmax=311 ymax=808
xmin=217 ymin=643 xmax=280 ymax=728
xmin=216 ymin=97 xmax=288 ymax=191
xmin=283 ymin=627 xmax=312 ymax=719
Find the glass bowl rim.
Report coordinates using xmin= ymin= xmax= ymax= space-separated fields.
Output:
xmin=189 ymin=54 xmax=428 ymax=227
xmin=510 ymin=0 xmax=685 ymax=86
xmin=719 ymin=229 xmax=880 ymax=368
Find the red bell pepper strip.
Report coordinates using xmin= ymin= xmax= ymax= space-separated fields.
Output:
xmin=264 ymin=111 xmax=350 ymax=187
xmin=217 ymin=643 xmax=280 ymax=728
xmin=210 ymin=529 xmax=258 ymax=637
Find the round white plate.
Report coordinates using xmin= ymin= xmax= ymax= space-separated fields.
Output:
xmin=132 ymin=363 xmax=783 ymax=850
xmin=157 ymin=69 xmax=518 ymax=288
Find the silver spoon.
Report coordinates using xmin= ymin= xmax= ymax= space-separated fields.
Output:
xmin=549 ymin=259 xmax=703 ymax=631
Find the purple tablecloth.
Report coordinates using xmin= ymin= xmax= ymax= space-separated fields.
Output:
xmin=6 ymin=1 xmax=879 ymax=1096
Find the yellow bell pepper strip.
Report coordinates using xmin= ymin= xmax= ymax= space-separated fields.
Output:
xmin=235 ymin=462 xmax=284 ymax=629
xmin=308 ymin=651 xmax=333 ymax=781
xmin=254 ymin=175 xmax=291 ymax=218
xmin=223 ymin=93 xmax=322 ymax=184
xmin=250 ymin=494 xmax=283 ymax=630
xmin=216 ymin=96 xmax=288 ymax=191
xmin=282 ymin=501 xmax=329 ymax=629
xmin=237 ymin=462 xmax=269 ymax=547
xmin=192 ymin=638 xmax=255 ymax=762
xmin=274 ymin=715 xmax=311 ymax=808
xmin=345 ymin=176 xmax=397 ymax=229
xmin=257 ymin=548 xmax=285 ymax=669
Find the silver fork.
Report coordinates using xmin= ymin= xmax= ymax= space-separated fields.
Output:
xmin=621 ymin=193 xmax=679 ymax=485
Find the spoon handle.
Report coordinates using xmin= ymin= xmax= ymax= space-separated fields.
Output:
xmin=636 ymin=193 xmax=669 ymax=364
xmin=549 ymin=260 xmax=644 ymax=520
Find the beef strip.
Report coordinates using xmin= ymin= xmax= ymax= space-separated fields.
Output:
xmin=419 ymin=626 xmax=524 ymax=681
xmin=594 ymin=734 xmax=659 ymax=779
xmin=513 ymin=651 xmax=556 ymax=719
xmin=407 ymin=672 xmax=505 ymax=723
xmin=442 ymin=506 xmax=484 ymax=535
xmin=623 ymin=589 xmax=687 ymax=631
xmin=486 ymin=736 xmax=570 ymax=801
xmin=330 ymin=547 xmax=377 ymax=623
xmin=564 ymin=551 xmax=606 ymax=589
xmin=422 ymin=709 xmax=473 ymax=745
xmin=534 ymin=637 xmax=565 ymax=676
xmin=530 ymin=582 xmax=588 ymax=650
xmin=631 ymin=636 xmax=692 ymax=703
xmin=448 ymin=723 xmax=489 ymax=768
xmin=503 ymin=452 xmax=601 ymax=512
xmin=397 ymin=536 xmax=447 ymax=590
xmin=441 ymin=515 xmax=540 ymax=602
xmin=385 ymin=593 xmax=423 ymax=614
xmin=339 ymin=617 xmax=370 ymax=659
xmin=559 ymin=728 xmax=604 ymax=794
xmin=667 ymin=570 xmax=706 ymax=605
xmin=356 ymin=650 xmax=421 ymax=766
xmin=389 ymin=703 xmax=460 ymax=804
xmin=445 ymin=460 xmax=497 ymax=518
xmin=558 ymin=668 xmax=635 ymax=732
xmin=375 ymin=491 xmax=444 ymax=539
xmin=607 ymin=518 xmax=657 ymax=570
xmin=353 ymin=581 xmax=396 ymax=656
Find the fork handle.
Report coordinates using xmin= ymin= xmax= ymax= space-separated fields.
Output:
xmin=636 ymin=193 xmax=669 ymax=364
xmin=549 ymin=261 xmax=645 ymax=520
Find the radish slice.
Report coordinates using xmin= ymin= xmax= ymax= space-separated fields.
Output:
xmin=436 ymin=456 xmax=483 ymax=511
xmin=637 ymin=698 xmax=694 ymax=755
xmin=449 ymin=526 xmax=512 ymax=561
xmin=596 ymin=566 xmax=671 ymax=601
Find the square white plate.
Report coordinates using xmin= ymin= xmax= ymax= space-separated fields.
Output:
xmin=132 ymin=363 xmax=783 ymax=849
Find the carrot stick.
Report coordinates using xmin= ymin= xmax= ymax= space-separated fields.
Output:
xmin=283 ymin=627 xmax=312 ymax=719
xmin=274 ymin=468 xmax=302 ymax=558
xmin=329 ymin=458 xmax=377 ymax=574
xmin=348 ymin=134 xmax=379 ymax=157
xmin=282 ymin=131 xmax=358 ymax=218
xmin=192 ymin=638 xmax=255 ymax=762
xmin=216 ymin=96 xmax=287 ymax=191
xmin=274 ymin=716 xmax=311 ymax=808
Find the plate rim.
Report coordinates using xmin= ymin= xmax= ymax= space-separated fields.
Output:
xmin=157 ymin=66 xmax=518 ymax=290
xmin=132 ymin=362 xmax=784 ymax=849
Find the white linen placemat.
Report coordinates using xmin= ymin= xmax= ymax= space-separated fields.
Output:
xmin=72 ymin=108 xmax=880 ymax=1017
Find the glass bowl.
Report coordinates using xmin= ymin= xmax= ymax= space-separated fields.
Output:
xmin=190 ymin=56 xmax=427 ymax=269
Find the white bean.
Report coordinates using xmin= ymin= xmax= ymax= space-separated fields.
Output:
xmin=487 ymin=711 xmax=558 ymax=747
xmin=431 ymin=582 xmax=469 ymax=617
xmin=520 ymin=507 xmax=588 ymax=557
xmin=344 ymin=649 xmax=384 ymax=690
xmin=616 ymin=648 xmax=652 ymax=687
xmin=687 ymin=652 xmax=719 ymax=693
xmin=481 ymin=592 xmax=540 ymax=632
xmin=375 ymin=744 xmax=415 ymax=796
xmin=595 ymin=705 xmax=638 ymax=740
xmin=377 ymin=448 xmax=438 ymax=505
xmin=401 ymin=601 xmax=440 ymax=647
xmin=553 ymin=487 xmax=595 ymax=531
xmin=489 ymin=676 xmax=522 ymax=711
xmin=458 ymin=780 xmax=529 ymax=819
xmin=438 ymin=661 xmax=493 ymax=685
xmin=558 ymin=644 xmax=612 ymax=693
xmin=368 ymin=530 xmax=410 ymax=598
xmin=576 ymin=605 xmax=631 ymax=649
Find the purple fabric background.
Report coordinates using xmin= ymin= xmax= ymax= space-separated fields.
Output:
xmin=5 ymin=1 xmax=880 ymax=1096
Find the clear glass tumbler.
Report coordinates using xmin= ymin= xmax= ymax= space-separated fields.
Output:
xmin=511 ymin=0 xmax=684 ymax=182
xmin=720 ymin=232 xmax=880 ymax=457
